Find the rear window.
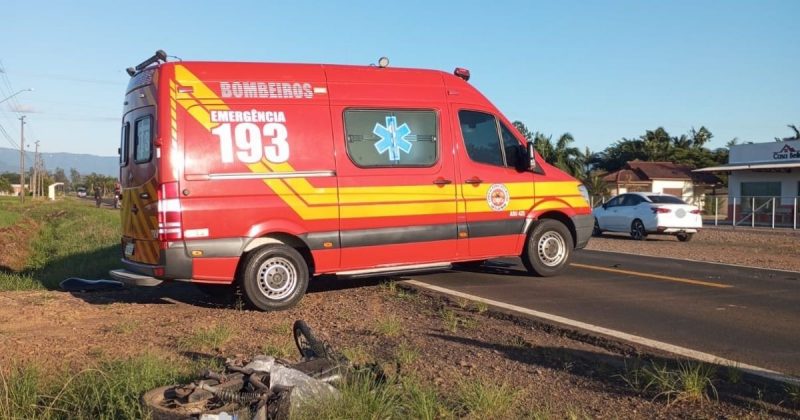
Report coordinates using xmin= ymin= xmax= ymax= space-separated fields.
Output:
xmin=648 ymin=195 xmax=686 ymax=204
xmin=119 ymin=122 xmax=130 ymax=166
xmin=134 ymin=116 xmax=152 ymax=163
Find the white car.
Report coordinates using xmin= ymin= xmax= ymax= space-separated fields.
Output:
xmin=592 ymin=192 xmax=702 ymax=241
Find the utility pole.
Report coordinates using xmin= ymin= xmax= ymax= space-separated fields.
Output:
xmin=32 ymin=141 xmax=39 ymax=198
xmin=19 ymin=116 xmax=25 ymax=203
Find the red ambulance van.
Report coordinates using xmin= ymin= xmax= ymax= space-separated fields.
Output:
xmin=111 ymin=51 xmax=594 ymax=311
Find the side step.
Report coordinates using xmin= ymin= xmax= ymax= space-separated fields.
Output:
xmin=109 ymin=269 xmax=164 ymax=287
xmin=336 ymin=262 xmax=451 ymax=279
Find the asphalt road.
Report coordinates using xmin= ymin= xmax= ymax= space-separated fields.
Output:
xmin=409 ymin=250 xmax=800 ymax=375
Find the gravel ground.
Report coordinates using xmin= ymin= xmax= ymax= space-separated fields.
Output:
xmin=586 ymin=226 xmax=800 ymax=272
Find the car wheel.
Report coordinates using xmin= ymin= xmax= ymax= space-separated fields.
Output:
xmin=630 ymin=219 xmax=647 ymax=241
xmin=240 ymin=244 xmax=309 ymax=311
xmin=677 ymin=232 xmax=694 ymax=242
xmin=592 ymin=218 xmax=603 ymax=237
xmin=522 ymin=219 xmax=572 ymax=277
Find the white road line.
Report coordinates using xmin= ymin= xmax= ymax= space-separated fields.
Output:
xmin=403 ymin=279 xmax=800 ymax=385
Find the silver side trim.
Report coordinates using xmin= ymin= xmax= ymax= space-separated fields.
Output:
xmin=336 ymin=262 xmax=451 ymax=276
xmin=186 ymin=170 xmax=335 ymax=181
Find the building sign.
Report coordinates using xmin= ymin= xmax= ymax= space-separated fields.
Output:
xmin=773 ymin=144 xmax=800 ymax=160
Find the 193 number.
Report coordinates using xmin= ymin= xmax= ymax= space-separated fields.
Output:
xmin=212 ymin=122 xmax=289 ymax=164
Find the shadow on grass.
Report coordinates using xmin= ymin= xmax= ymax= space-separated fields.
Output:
xmin=429 ymin=333 xmax=798 ymax=418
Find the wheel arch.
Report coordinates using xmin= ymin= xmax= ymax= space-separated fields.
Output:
xmin=531 ymin=210 xmax=577 ymax=248
xmin=241 ymin=232 xmax=315 ymax=277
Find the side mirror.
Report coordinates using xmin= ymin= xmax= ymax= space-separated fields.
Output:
xmin=527 ymin=141 xmax=545 ymax=174
xmin=602 ymin=203 xmax=608 ymax=209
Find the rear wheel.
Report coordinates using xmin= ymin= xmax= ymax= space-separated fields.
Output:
xmin=592 ymin=218 xmax=603 ymax=237
xmin=676 ymin=232 xmax=694 ymax=242
xmin=240 ymin=244 xmax=309 ymax=311
xmin=522 ymin=219 xmax=572 ymax=277
xmin=630 ymin=219 xmax=647 ymax=241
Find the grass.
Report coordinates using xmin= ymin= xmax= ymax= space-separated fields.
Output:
xmin=454 ymin=379 xmax=520 ymax=419
xmin=293 ymin=371 xmax=457 ymax=420
xmin=0 ymin=354 xmax=190 ymax=420
xmin=0 ymin=198 xmax=120 ymax=291
xmin=263 ymin=338 xmax=296 ymax=359
xmin=0 ymin=208 xmax=21 ymax=228
xmin=621 ymin=359 xmax=718 ymax=404
xmin=394 ymin=342 xmax=419 ymax=368
xmin=374 ymin=316 xmax=403 ymax=337
xmin=440 ymin=308 xmax=478 ymax=333
xmin=340 ymin=346 xmax=373 ymax=366
xmin=179 ymin=324 xmax=234 ymax=351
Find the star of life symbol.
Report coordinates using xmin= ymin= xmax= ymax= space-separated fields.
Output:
xmin=373 ymin=116 xmax=413 ymax=162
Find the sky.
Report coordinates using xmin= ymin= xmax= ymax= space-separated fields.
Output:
xmin=0 ymin=0 xmax=798 ymax=158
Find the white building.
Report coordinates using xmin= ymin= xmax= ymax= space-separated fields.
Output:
xmin=695 ymin=139 xmax=800 ymax=226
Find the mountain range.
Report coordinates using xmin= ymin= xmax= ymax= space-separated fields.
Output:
xmin=0 ymin=147 xmax=118 ymax=177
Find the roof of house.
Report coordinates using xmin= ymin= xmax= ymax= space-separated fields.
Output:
xmin=602 ymin=160 xmax=721 ymax=185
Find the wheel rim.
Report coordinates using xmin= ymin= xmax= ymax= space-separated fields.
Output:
xmin=256 ymin=256 xmax=297 ymax=300
xmin=631 ymin=221 xmax=645 ymax=240
xmin=537 ymin=231 xmax=567 ymax=267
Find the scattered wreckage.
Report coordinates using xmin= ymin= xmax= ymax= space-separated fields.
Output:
xmin=142 ymin=320 xmax=358 ymax=420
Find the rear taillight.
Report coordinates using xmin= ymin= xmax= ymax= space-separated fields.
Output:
xmin=651 ymin=207 xmax=671 ymax=214
xmin=157 ymin=182 xmax=182 ymax=243
xmin=690 ymin=209 xmax=702 ymax=215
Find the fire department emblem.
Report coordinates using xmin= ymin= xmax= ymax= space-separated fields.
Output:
xmin=486 ymin=184 xmax=510 ymax=211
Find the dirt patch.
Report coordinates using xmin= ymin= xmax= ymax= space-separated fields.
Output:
xmin=0 ymin=280 xmax=796 ymax=418
xmin=586 ymin=227 xmax=800 ymax=272
xmin=0 ymin=217 xmax=40 ymax=272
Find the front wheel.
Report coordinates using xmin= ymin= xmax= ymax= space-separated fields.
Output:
xmin=522 ymin=219 xmax=572 ymax=277
xmin=240 ymin=244 xmax=309 ymax=311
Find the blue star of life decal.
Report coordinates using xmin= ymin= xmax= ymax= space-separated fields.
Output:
xmin=373 ymin=116 xmax=413 ymax=162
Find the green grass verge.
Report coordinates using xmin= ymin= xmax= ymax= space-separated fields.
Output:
xmin=0 ymin=354 xmax=193 ymax=420
xmin=0 ymin=198 xmax=120 ymax=291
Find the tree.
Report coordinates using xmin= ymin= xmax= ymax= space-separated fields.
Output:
xmin=0 ymin=177 xmax=12 ymax=194
xmin=513 ymin=121 xmax=586 ymax=179
xmin=590 ymin=126 xmax=727 ymax=173
xmin=70 ymin=168 xmax=82 ymax=188
xmin=776 ymin=124 xmax=800 ymax=141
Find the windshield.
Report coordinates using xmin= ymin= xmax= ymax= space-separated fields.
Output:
xmin=648 ymin=195 xmax=686 ymax=204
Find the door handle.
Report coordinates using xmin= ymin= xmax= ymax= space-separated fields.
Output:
xmin=433 ymin=178 xmax=453 ymax=186
xmin=465 ymin=177 xmax=483 ymax=185
xmin=131 ymin=205 xmax=139 ymax=214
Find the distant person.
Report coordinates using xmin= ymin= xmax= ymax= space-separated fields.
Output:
xmin=94 ymin=187 xmax=102 ymax=208
xmin=113 ymin=183 xmax=121 ymax=209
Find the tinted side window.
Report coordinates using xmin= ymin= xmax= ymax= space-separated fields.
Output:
xmin=605 ymin=196 xmax=622 ymax=207
xmin=134 ymin=117 xmax=152 ymax=163
xmin=500 ymin=123 xmax=522 ymax=169
xmin=459 ymin=110 xmax=503 ymax=167
xmin=344 ymin=110 xmax=437 ymax=167
xmin=119 ymin=122 xmax=130 ymax=166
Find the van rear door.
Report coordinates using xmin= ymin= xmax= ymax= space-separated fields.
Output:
xmin=120 ymin=104 xmax=160 ymax=266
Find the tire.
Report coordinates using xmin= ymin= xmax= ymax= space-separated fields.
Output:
xmin=240 ymin=244 xmax=309 ymax=311
xmin=141 ymin=385 xmax=250 ymax=420
xmin=522 ymin=219 xmax=572 ymax=277
xmin=677 ymin=232 xmax=694 ymax=242
xmin=293 ymin=320 xmax=328 ymax=359
xmin=630 ymin=219 xmax=647 ymax=241
xmin=592 ymin=218 xmax=603 ymax=237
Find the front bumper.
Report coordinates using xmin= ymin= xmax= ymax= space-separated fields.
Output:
xmin=572 ymin=214 xmax=594 ymax=249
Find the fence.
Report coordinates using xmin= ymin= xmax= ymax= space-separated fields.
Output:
xmin=588 ymin=194 xmax=800 ymax=230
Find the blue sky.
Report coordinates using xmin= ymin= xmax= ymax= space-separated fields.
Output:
xmin=0 ymin=0 xmax=797 ymax=158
